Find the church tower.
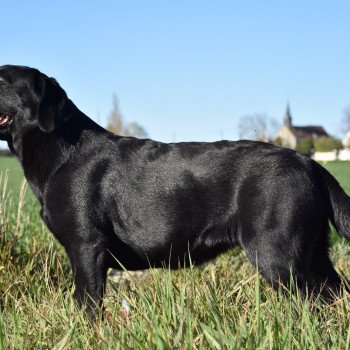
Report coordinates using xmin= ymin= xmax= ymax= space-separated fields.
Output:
xmin=284 ymin=103 xmax=292 ymax=128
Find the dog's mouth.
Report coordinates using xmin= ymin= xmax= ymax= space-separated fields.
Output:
xmin=0 ymin=114 xmax=13 ymax=127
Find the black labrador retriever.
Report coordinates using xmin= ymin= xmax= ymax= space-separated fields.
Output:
xmin=0 ymin=65 xmax=349 ymax=315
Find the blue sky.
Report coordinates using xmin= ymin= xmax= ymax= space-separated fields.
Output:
xmin=1 ymin=0 xmax=350 ymax=145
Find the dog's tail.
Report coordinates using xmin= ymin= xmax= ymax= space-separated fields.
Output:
xmin=315 ymin=161 xmax=350 ymax=241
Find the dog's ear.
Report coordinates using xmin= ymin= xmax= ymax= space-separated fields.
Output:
xmin=35 ymin=76 xmax=74 ymax=133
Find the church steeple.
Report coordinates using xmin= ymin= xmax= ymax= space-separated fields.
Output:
xmin=284 ymin=103 xmax=292 ymax=128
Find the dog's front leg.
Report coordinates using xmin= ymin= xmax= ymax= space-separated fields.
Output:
xmin=66 ymin=240 xmax=108 ymax=318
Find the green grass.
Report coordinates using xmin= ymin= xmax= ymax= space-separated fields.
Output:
xmin=322 ymin=161 xmax=350 ymax=193
xmin=1 ymin=156 xmax=350 ymax=349
xmin=0 ymin=156 xmax=26 ymax=201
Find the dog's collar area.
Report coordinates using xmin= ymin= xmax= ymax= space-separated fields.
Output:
xmin=0 ymin=114 xmax=13 ymax=127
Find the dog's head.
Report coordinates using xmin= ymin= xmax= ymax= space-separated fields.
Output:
xmin=0 ymin=65 xmax=74 ymax=141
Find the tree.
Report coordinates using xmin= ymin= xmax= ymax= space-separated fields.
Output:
xmin=314 ymin=136 xmax=342 ymax=152
xmin=273 ymin=137 xmax=282 ymax=147
xmin=106 ymin=94 xmax=148 ymax=138
xmin=106 ymin=94 xmax=123 ymax=135
xmin=343 ymin=131 xmax=350 ymax=149
xmin=296 ymin=138 xmax=314 ymax=155
xmin=341 ymin=105 xmax=350 ymax=133
xmin=238 ymin=113 xmax=279 ymax=141
xmin=124 ymin=122 xmax=148 ymax=138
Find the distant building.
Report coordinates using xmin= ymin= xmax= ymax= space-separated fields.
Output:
xmin=342 ymin=131 xmax=350 ymax=149
xmin=276 ymin=104 xmax=328 ymax=149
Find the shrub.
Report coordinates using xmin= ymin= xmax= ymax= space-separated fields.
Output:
xmin=296 ymin=138 xmax=314 ymax=155
xmin=314 ymin=136 xmax=343 ymax=152
xmin=273 ymin=137 xmax=282 ymax=147
xmin=0 ymin=148 xmax=12 ymax=157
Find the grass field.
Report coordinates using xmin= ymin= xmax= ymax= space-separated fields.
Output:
xmin=1 ymin=156 xmax=350 ymax=349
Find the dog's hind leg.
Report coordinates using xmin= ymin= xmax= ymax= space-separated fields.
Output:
xmin=243 ymin=242 xmax=311 ymax=300
xmin=310 ymin=257 xmax=344 ymax=303
xmin=240 ymin=223 xmax=313 ymax=301
xmin=308 ymin=235 xmax=347 ymax=303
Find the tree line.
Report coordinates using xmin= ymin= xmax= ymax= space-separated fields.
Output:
xmin=102 ymin=91 xmax=350 ymax=153
xmin=237 ymin=109 xmax=350 ymax=155
xmin=106 ymin=94 xmax=148 ymax=139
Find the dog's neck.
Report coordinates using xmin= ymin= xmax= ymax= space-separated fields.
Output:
xmin=9 ymin=112 xmax=106 ymax=204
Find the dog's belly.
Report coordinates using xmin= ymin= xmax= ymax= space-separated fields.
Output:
xmin=108 ymin=220 xmax=235 ymax=269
